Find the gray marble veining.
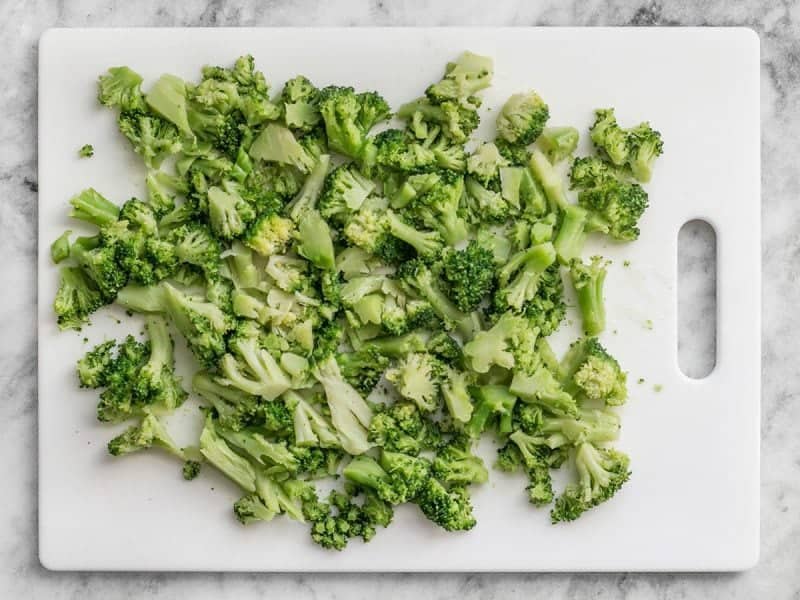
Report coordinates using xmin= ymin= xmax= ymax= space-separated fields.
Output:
xmin=1 ymin=0 xmax=797 ymax=598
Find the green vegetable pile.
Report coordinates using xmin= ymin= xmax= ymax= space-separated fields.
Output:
xmin=52 ymin=52 xmax=663 ymax=550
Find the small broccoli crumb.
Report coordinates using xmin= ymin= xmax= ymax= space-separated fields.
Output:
xmin=78 ymin=144 xmax=94 ymax=158
xmin=623 ymin=260 xmax=631 ymax=267
xmin=183 ymin=460 xmax=202 ymax=480
xmin=637 ymin=378 xmax=645 ymax=384
xmin=653 ymin=384 xmax=663 ymax=392
xmin=644 ymin=319 xmax=653 ymax=330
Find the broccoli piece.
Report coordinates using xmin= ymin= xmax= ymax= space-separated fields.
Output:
xmin=510 ymin=366 xmax=578 ymax=417
xmin=242 ymin=213 xmax=295 ymax=257
xmin=440 ymin=366 xmax=474 ymax=424
xmin=570 ymin=256 xmax=609 ymax=336
xmin=428 ymin=332 xmax=463 ymax=367
xmin=463 ymin=311 xmax=536 ymax=374
xmin=217 ymin=331 xmax=292 ymax=401
xmin=312 ymin=356 xmax=374 ymax=455
xmin=117 ymin=109 xmax=183 ymax=168
xmin=169 ymin=224 xmax=220 ymax=274
xmin=496 ymin=91 xmax=549 ymax=146
xmin=411 ymin=169 xmax=470 ymax=245
xmin=78 ymin=144 xmax=94 ymax=158
xmin=537 ymin=126 xmax=579 ymax=163
xmin=192 ymin=372 xmax=262 ymax=432
xmin=560 ymin=337 xmax=627 ymax=406
xmin=386 ymin=352 xmax=443 ymax=412
xmin=467 ymin=384 xmax=518 ymax=437
xmin=589 ymin=108 xmax=629 ymax=166
xmin=199 ymin=413 xmax=257 ymax=492
xmin=550 ymin=442 xmax=630 ymax=523
xmin=50 ymin=231 xmax=72 ymax=264
xmin=494 ymin=242 xmax=557 ymax=312
xmin=568 ymin=156 xmax=618 ymax=190
xmin=132 ymin=316 xmax=187 ymax=412
xmin=162 ymin=282 xmax=234 ymax=367
xmin=107 ymin=413 xmax=185 ymax=459
xmin=144 ymin=73 xmax=192 ymax=136
xmin=507 ymin=431 xmax=555 ymax=506
xmin=396 ymin=259 xmax=479 ymax=338
xmin=627 ymin=122 xmax=664 ymax=183
xmin=218 ymin=427 xmax=298 ymax=472
xmin=249 ymin=123 xmax=315 ymax=173
xmin=415 ymin=479 xmax=476 ymax=532
xmin=366 ymin=128 xmax=436 ymax=173
xmin=464 ymin=177 xmax=511 ymax=224
xmin=297 ymin=210 xmax=336 ymax=270
xmin=317 ymin=85 xmax=390 ymax=159
xmin=499 ymin=166 xmax=547 ymax=215
xmin=578 ymin=180 xmax=649 ymax=241
xmin=318 ymin=163 xmax=375 ymax=224
xmin=183 ymin=460 xmax=202 ymax=480
xmin=97 ymin=66 xmax=146 ymax=111
xmin=397 ymin=97 xmax=479 ymax=143
xmin=426 ymin=51 xmax=493 ymax=104
xmin=528 ymin=148 xmax=568 ymax=213
xmin=345 ymin=205 xmax=443 ymax=262
xmin=432 ymin=439 xmax=488 ymax=486
xmin=77 ymin=340 xmax=116 ymax=388
xmin=206 ymin=184 xmax=255 ymax=239
xmin=337 ymin=347 xmax=390 ymax=397
xmin=94 ymin=335 xmax=150 ymax=423
xmin=69 ymin=188 xmax=120 ymax=228
xmin=281 ymin=75 xmax=321 ymax=131
xmin=69 ymin=238 xmax=127 ymax=302
xmin=234 ymin=493 xmax=277 ymax=525
xmin=537 ymin=408 xmax=622 ymax=449
xmin=553 ymin=204 xmax=588 ymax=264
xmin=201 ymin=55 xmax=281 ymax=126
xmin=467 ymin=142 xmax=508 ymax=188
xmin=368 ymin=402 xmax=433 ymax=455
xmin=343 ymin=454 xmax=415 ymax=505
xmin=283 ymin=390 xmax=340 ymax=448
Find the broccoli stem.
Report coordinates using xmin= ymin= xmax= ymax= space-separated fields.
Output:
xmin=554 ymin=204 xmax=588 ymax=264
xmin=69 ymin=188 xmax=120 ymax=227
xmin=287 ymin=154 xmax=331 ymax=221
xmin=571 ymin=259 xmax=607 ymax=335
xmin=528 ymin=149 xmax=567 ymax=213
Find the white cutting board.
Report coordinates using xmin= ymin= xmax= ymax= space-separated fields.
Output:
xmin=38 ymin=27 xmax=760 ymax=572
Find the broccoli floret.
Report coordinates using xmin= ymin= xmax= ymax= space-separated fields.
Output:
xmin=132 ymin=316 xmax=187 ymax=412
xmin=368 ymin=402 xmax=433 ymax=455
xmin=317 ymin=85 xmax=390 ymax=159
xmin=77 ymin=340 xmax=116 ymax=388
xmin=69 ymin=188 xmax=121 ymax=228
xmin=441 ymin=366 xmax=474 ymax=424
xmin=366 ymin=128 xmax=436 ymax=173
xmin=94 ymin=335 xmax=150 ymax=423
xmin=249 ymin=123 xmax=315 ymax=173
xmin=415 ymin=479 xmax=476 ymax=532
xmin=78 ymin=144 xmax=94 ymax=158
xmin=560 ymin=337 xmax=627 ymax=406
xmin=162 ymin=282 xmax=234 ymax=367
xmin=396 ymin=259 xmax=479 ymax=338
xmin=343 ymin=453 xmax=419 ymax=505
xmin=386 ymin=352 xmax=443 ymax=412
xmin=183 ymin=460 xmax=202 ymax=480
xmin=169 ymin=224 xmax=220 ymax=274
xmin=218 ymin=427 xmax=298 ymax=473
xmin=627 ymin=122 xmax=664 ymax=183
xmin=337 ymin=347 xmax=390 ymax=397
xmin=528 ymin=148 xmax=568 ymax=213
xmin=345 ymin=205 xmax=443 ymax=262
xmin=432 ymin=439 xmax=488 ymax=486
xmin=117 ymin=109 xmax=183 ymax=168
xmin=206 ymin=184 xmax=255 ymax=239
xmin=568 ymin=156 xmax=618 ymax=190
xmin=510 ymin=366 xmax=578 ymax=418
xmin=550 ymin=442 xmax=630 ymax=523
xmin=496 ymin=91 xmax=549 ymax=146
xmin=570 ymin=256 xmax=609 ymax=336
xmin=193 ymin=372 xmax=262 ymax=432
xmin=466 ymin=384 xmax=518 ymax=437
xmin=578 ymin=180 xmax=649 ymax=241
xmin=97 ymin=66 xmax=146 ymax=111
xmin=201 ymin=55 xmax=281 ymax=126
xmin=537 ymin=126 xmax=579 ymax=163
xmin=217 ymin=331 xmax=292 ymax=401
xmin=464 ymin=177 xmax=510 ymax=224
xmin=234 ymin=493 xmax=277 ymax=525
xmin=318 ymin=163 xmax=375 ymax=224
xmin=283 ymin=390 xmax=340 ymax=448
xmin=589 ymin=108 xmax=629 ymax=166
xmin=107 ymin=413 xmax=185 ymax=459
xmin=494 ymin=242 xmax=557 ymax=312
xmin=69 ymin=239 xmax=127 ymax=302
xmin=425 ymin=51 xmax=493 ymax=104
xmin=312 ymin=356 xmax=374 ymax=455
xmin=467 ymin=142 xmax=508 ymax=188
xmin=199 ymin=412 xmax=257 ymax=491
xmin=54 ymin=266 xmax=104 ymax=330
xmin=507 ymin=431 xmax=555 ymax=506
xmin=242 ymin=212 xmax=295 ymax=257
xmin=463 ymin=311 xmax=536 ymax=374
xmin=397 ymin=97 xmax=479 ymax=143
xmin=428 ymin=332 xmax=463 ymax=367
xmin=498 ymin=166 xmax=547 ymax=216
xmin=297 ymin=210 xmax=336 ymax=270
xmin=538 ymin=408 xmax=622 ymax=449
xmin=411 ymin=169 xmax=470 ymax=245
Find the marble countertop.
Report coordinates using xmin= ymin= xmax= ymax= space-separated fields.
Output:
xmin=2 ymin=0 xmax=797 ymax=597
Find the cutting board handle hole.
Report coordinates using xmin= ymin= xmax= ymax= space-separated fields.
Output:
xmin=678 ymin=220 xmax=717 ymax=379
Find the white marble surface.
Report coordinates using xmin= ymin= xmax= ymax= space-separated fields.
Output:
xmin=1 ymin=0 xmax=796 ymax=597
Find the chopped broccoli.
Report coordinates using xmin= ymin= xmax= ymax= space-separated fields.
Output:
xmin=570 ymin=256 xmax=609 ymax=336
xmin=496 ymin=91 xmax=549 ymax=145
xmin=78 ymin=144 xmax=94 ymax=158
